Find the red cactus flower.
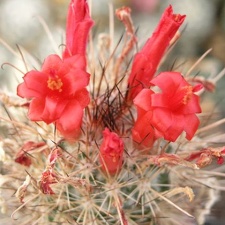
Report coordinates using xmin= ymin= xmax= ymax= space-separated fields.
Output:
xmin=17 ymin=54 xmax=90 ymax=140
xmin=17 ymin=0 xmax=94 ymax=140
xmin=133 ymin=72 xmax=202 ymax=143
xmin=150 ymin=72 xmax=202 ymax=141
xmin=63 ymin=0 xmax=94 ymax=60
xmin=127 ymin=5 xmax=186 ymax=101
xmin=99 ymin=128 xmax=124 ymax=175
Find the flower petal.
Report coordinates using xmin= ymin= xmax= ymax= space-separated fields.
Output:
xmin=41 ymin=54 xmax=63 ymax=76
xmin=56 ymin=99 xmax=83 ymax=139
xmin=17 ymin=82 xmax=39 ymax=99
xmin=151 ymin=93 xmax=169 ymax=108
xmin=179 ymin=94 xmax=202 ymax=114
xmin=28 ymin=98 xmax=45 ymax=121
xmin=18 ymin=71 xmax=48 ymax=98
xmin=40 ymin=96 xmax=69 ymax=124
xmin=73 ymin=88 xmax=90 ymax=108
xmin=64 ymin=69 xmax=90 ymax=95
xmin=151 ymin=72 xmax=183 ymax=95
xmin=28 ymin=96 xmax=68 ymax=124
xmin=164 ymin=114 xmax=184 ymax=141
xmin=183 ymin=114 xmax=200 ymax=140
xmin=151 ymin=108 xmax=172 ymax=134
xmin=134 ymin=88 xmax=154 ymax=111
xmin=42 ymin=54 xmax=63 ymax=74
xmin=132 ymin=111 xmax=155 ymax=148
xmin=62 ymin=54 xmax=86 ymax=71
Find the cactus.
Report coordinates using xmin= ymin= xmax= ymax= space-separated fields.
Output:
xmin=0 ymin=1 xmax=225 ymax=225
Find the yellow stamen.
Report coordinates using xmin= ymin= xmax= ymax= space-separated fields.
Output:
xmin=47 ymin=76 xmax=63 ymax=92
xmin=110 ymin=152 xmax=117 ymax=163
xmin=173 ymin=14 xmax=181 ymax=22
xmin=182 ymin=86 xmax=193 ymax=105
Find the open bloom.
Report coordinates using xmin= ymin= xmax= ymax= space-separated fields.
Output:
xmin=17 ymin=54 xmax=90 ymax=139
xmin=17 ymin=0 xmax=94 ymax=140
xmin=99 ymin=128 xmax=124 ymax=175
xmin=127 ymin=5 xmax=186 ymax=101
xmin=133 ymin=72 xmax=202 ymax=142
xmin=63 ymin=0 xmax=94 ymax=59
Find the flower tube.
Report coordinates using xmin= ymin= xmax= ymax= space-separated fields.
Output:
xmin=127 ymin=5 xmax=185 ymax=101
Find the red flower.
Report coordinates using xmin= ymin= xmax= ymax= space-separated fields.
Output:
xmin=127 ymin=5 xmax=185 ymax=101
xmin=63 ymin=0 xmax=94 ymax=59
xmin=133 ymin=72 xmax=202 ymax=142
xmin=17 ymin=0 xmax=94 ymax=139
xmin=17 ymin=54 xmax=90 ymax=140
xmin=99 ymin=128 xmax=124 ymax=175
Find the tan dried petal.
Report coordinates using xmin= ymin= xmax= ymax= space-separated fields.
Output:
xmin=15 ymin=175 xmax=31 ymax=203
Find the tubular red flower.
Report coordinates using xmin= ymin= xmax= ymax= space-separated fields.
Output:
xmin=127 ymin=5 xmax=186 ymax=101
xmin=17 ymin=54 xmax=90 ymax=140
xmin=17 ymin=0 xmax=93 ymax=140
xmin=133 ymin=72 xmax=202 ymax=142
xmin=99 ymin=128 xmax=124 ymax=175
xmin=63 ymin=0 xmax=94 ymax=60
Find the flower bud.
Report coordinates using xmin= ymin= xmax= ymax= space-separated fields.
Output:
xmin=99 ymin=128 xmax=124 ymax=175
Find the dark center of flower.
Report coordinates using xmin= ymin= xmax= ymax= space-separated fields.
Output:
xmin=47 ymin=76 xmax=63 ymax=92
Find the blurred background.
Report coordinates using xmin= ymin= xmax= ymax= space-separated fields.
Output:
xmin=0 ymin=0 xmax=225 ymax=224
